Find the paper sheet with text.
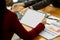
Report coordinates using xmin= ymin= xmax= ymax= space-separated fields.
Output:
xmin=40 ymin=24 xmax=60 ymax=39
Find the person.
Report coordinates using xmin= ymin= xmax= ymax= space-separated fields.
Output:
xmin=12 ymin=0 xmax=60 ymax=10
xmin=0 ymin=0 xmax=45 ymax=40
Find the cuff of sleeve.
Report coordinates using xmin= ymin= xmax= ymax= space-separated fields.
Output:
xmin=33 ymin=23 xmax=45 ymax=33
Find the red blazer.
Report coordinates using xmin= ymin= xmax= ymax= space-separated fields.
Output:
xmin=2 ymin=10 xmax=45 ymax=40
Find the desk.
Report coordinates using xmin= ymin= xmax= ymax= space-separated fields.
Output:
xmin=41 ymin=6 xmax=60 ymax=18
xmin=22 ymin=6 xmax=60 ymax=40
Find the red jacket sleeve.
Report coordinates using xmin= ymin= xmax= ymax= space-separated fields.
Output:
xmin=11 ymin=13 xmax=45 ymax=40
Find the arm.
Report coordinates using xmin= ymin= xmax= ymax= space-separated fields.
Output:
xmin=12 ymin=0 xmax=40 ymax=8
xmin=24 ymin=0 xmax=41 ymax=7
xmin=12 ymin=0 xmax=40 ymax=11
xmin=52 ymin=0 xmax=60 ymax=8
xmin=29 ymin=0 xmax=55 ymax=10
xmin=11 ymin=13 xmax=45 ymax=40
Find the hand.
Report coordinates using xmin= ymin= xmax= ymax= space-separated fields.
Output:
xmin=41 ymin=17 xmax=46 ymax=24
xmin=12 ymin=3 xmax=25 ymax=12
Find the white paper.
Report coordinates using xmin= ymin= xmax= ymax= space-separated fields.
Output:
xmin=20 ymin=9 xmax=45 ymax=28
xmin=39 ymin=16 xmax=60 ymax=39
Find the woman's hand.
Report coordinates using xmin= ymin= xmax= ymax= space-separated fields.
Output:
xmin=12 ymin=3 xmax=25 ymax=12
xmin=41 ymin=17 xmax=46 ymax=24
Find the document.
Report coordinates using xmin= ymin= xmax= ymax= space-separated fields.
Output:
xmin=40 ymin=15 xmax=60 ymax=39
xmin=20 ymin=9 xmax=45 ymax=28
xmin=40 ymin=24 xmax=60 ymax=39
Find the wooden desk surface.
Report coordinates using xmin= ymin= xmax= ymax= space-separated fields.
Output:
xmin=22 ymin=6 xmax=60 ymax=40
xmin=41 ymin=6 xmax=60 ymax=18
